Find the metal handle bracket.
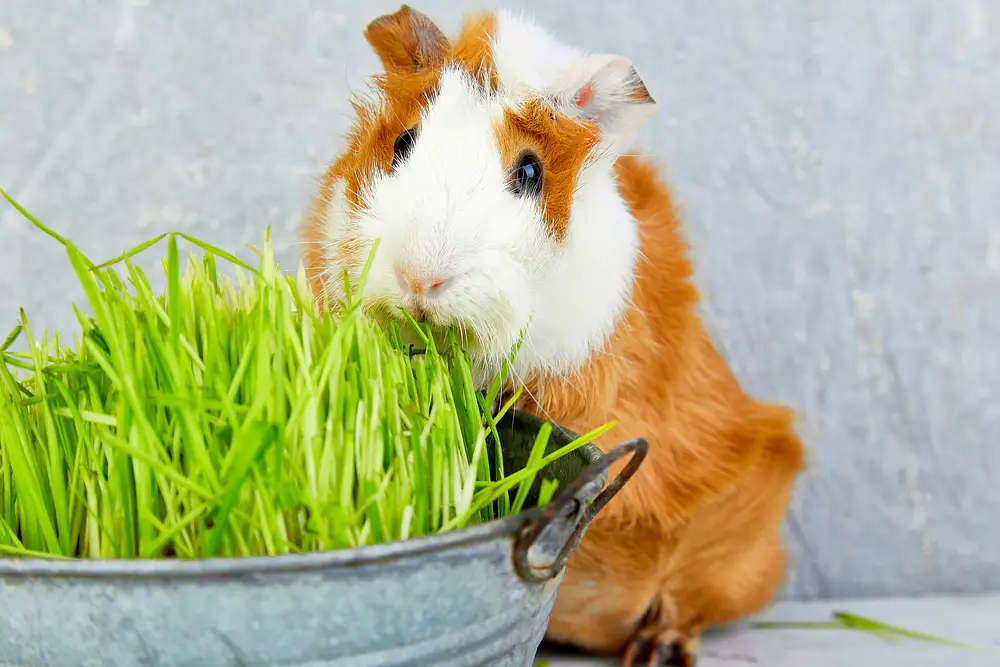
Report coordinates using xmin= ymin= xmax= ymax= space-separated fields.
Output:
xmin=513 ymin=437 xmax=649 ymax=583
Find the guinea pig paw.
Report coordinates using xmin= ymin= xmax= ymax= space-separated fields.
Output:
xmin=622 ymin=629 xmax=700 ymax=667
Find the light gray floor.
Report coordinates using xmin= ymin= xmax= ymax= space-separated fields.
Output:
xmin=538 ymin=595 xmax=1000 ymax=666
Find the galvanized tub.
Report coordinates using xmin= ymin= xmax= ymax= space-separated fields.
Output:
xmin=0 ymin=409 xmax=647 ymax=667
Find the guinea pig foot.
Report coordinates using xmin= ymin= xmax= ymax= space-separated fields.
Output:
xmin=622 ymin=629 xmax=700 ymax=667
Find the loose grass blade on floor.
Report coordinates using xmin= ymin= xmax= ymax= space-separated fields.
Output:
xmin=754 ymin=611 xmax=1000 ymax=654
xmin=0 ymin=191 xmax=613 ymax=560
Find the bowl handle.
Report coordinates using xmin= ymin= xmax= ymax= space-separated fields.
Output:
xmin=512 ymin=437 xmax=648 ymax=583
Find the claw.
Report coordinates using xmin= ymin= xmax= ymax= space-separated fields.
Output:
xmin=650 ymin=643 xmax=672 ymax=667
xmin=622 ymin=635 xmax=650 ymax=667
xmin=665 ymin=642 xmax=697 ymax=667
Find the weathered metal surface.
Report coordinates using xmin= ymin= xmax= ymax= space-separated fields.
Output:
xmin=0 ymin=410 xmax=648 ymax=667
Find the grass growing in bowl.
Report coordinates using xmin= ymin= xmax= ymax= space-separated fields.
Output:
xmin=0 ymin=191 xmax=614 ymax=560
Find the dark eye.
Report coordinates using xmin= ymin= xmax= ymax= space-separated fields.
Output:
xmin=510 ymin=151 xmax=543 ymax=198
xmin=393 ymin=128 xmax=418 ymax=168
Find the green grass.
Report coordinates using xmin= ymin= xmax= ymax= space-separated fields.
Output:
xmin=0 ymin=190 xmax=614 ymax=560
xmin=755 ymin=610 xmax=1000 ymax=654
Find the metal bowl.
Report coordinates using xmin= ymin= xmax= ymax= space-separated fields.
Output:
xmin=0 ymin=409 xmax=647 ymax=667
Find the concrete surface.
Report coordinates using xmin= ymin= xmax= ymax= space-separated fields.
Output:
xmin=1 ymin=0 xmax=998 ymax=606
xmin=538 ymin=595 xmax=1000 ymax=666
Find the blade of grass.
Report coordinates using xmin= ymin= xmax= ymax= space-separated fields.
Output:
xmin=754 ymin=611 xmax=1000 ymax=653
xmin=0 ymin=188 xmax=96 ymax=269
xmin=91 ymin=234 xmax=169 ymax=270
xmin=1 ymin=324 xmax=22 ymax=352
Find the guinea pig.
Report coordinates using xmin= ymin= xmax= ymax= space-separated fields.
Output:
xmin=302 ymin=6 xmax=807 ymax=666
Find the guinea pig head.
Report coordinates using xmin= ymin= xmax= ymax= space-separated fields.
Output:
xmin=304 ymin=6 xmax=657 ymax=385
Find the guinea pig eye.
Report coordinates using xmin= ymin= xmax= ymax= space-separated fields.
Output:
xmin=392 ymin=128 xmax=418 ymax=168
xmin=510 ymin=151 xmax=543 ymax=198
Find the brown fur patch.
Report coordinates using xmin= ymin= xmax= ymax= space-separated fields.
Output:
xmin=520 ymin=154 xmax=806 ymax=655
xmin=495 ymin=100 xmax=602 ymax=243
xmin=451 ymin=12 xmax=498 ymax=90
xmin=363 ymin=5 xmax=449 ymax=74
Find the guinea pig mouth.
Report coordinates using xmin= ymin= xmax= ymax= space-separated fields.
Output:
xmin=360 ymin=298 xmax=484 ymax=356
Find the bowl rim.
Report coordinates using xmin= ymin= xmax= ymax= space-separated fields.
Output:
xmin=0 ymin=503 xmax=543 ymax=579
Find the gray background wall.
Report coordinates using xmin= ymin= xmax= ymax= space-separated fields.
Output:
xmin=1 ymin=0 xmax=997 ymax=601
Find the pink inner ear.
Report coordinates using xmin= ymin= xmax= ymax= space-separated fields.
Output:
xmin=574 ymin=81 xmax=594 ymax=109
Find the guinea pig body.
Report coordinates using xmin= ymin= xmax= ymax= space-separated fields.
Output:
xmin=303 ymin=6 xmax=806 ymax=666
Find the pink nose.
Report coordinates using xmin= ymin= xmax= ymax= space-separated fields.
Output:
xmin=394 ymin=266 xmax=452 ymax=297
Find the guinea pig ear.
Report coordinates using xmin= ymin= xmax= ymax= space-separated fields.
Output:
xmin=364 ymin=5 xmax=450 ymax=74
xmin=550 ymin=54 xmax=657 ymax=154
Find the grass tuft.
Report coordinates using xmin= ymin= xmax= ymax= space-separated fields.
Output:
xmin=0 ymin=190 xmax=609 ymax=559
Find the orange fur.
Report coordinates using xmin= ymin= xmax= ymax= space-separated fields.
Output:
xmin=495 ymin=101 xmax=601 ymax=243
xmin=301 ymin=7 xmax=807 ymax=663
xmin=362 ymin=4 xmax=449 ymax=74
xmin=526 ymin=156 xmax=807 ymax=658
xmin=450 ymin=12 xmax=499 ymax=90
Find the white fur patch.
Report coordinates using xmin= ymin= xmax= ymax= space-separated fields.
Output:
xmin=490 ymin=9 xmax=587 ymax=96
